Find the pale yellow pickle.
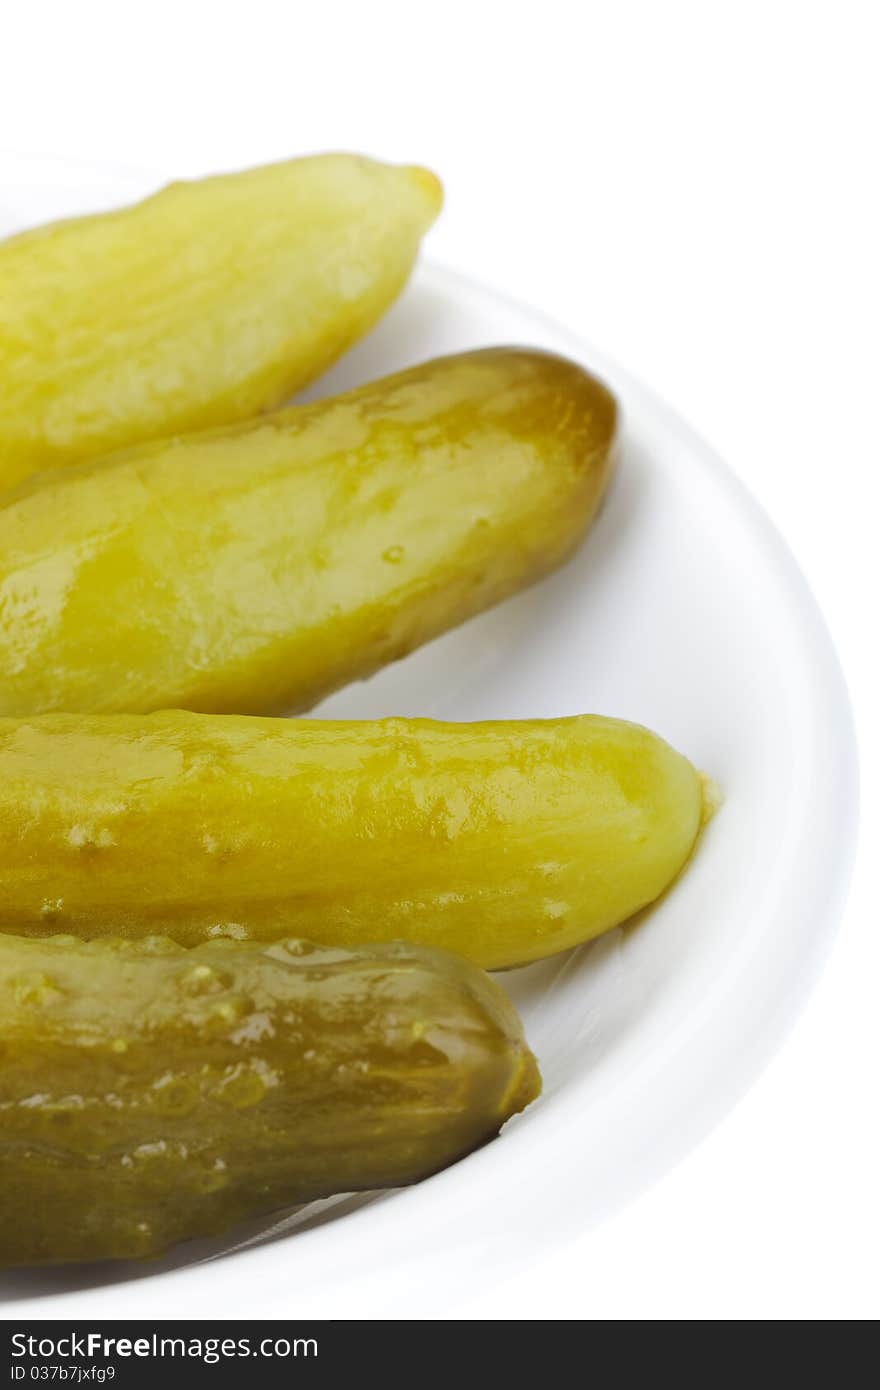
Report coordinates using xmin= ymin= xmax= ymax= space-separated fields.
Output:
xmin=0 ymin=153 xmax=441 ymax=488
xmin=0 ymin=348 xmax=617 ymax=718
xmin=0 ymin=711 xmax=707 ymax=969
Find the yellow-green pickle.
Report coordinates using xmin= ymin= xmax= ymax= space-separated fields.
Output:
xmin=0 ymin=711 xmax=709 ymax=969
xmin=0 ymin=153 xmax=441 ymax=489
xmin=0 ymin=933 xmax=539 ymax=1266
xmin=0 ymin=348 xmax=616 ymax=718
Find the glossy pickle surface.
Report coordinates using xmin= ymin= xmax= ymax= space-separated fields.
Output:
xmin=0 ymin=932 xmax=538 ymax=1265
xmin=0 ymin=711 xmax=706 ymax=969
xmin=0 ymin=348 xmax=615 ymax=718
xmin=0 ymin=153 xmax=441 ymax=489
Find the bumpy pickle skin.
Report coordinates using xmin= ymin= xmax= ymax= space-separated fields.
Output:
xmin=0 ymin=711 xmax=707 ymax=969
xmin=0 ymin=348 xmax=616 ymax=718
xmin=0 ymin=933 xmax=539 ymax=1266
xmin=0 ymin=153 xmax=442 ymax=490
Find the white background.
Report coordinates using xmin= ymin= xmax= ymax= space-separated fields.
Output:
xmin=3 ymin=0 xmax=877 ymax=1320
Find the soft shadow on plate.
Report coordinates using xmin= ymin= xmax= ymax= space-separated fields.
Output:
xmin=0 ymin=1193 xmax=383 ymax=1302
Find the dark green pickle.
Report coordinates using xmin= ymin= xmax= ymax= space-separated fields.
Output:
xmin=0 ymin=933 xmax=539 ymax=1266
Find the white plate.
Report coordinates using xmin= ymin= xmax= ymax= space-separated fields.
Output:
xmin=0 ymin=154 xmax=858 ymax=1319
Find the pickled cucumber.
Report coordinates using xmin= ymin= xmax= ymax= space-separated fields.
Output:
xmin=0 ymin=711 xmax=707 ymax=968
xmin=0 ymin=348 xmax=615 ymax=719
xmin=0 ymin=932 xmax=538 ymax=1265
xmin=0 ymin=153 xmax=442 ymax=489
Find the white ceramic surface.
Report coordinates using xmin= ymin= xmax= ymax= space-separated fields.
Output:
xmin=0 ymin=155 xmax=858 ymax=1319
